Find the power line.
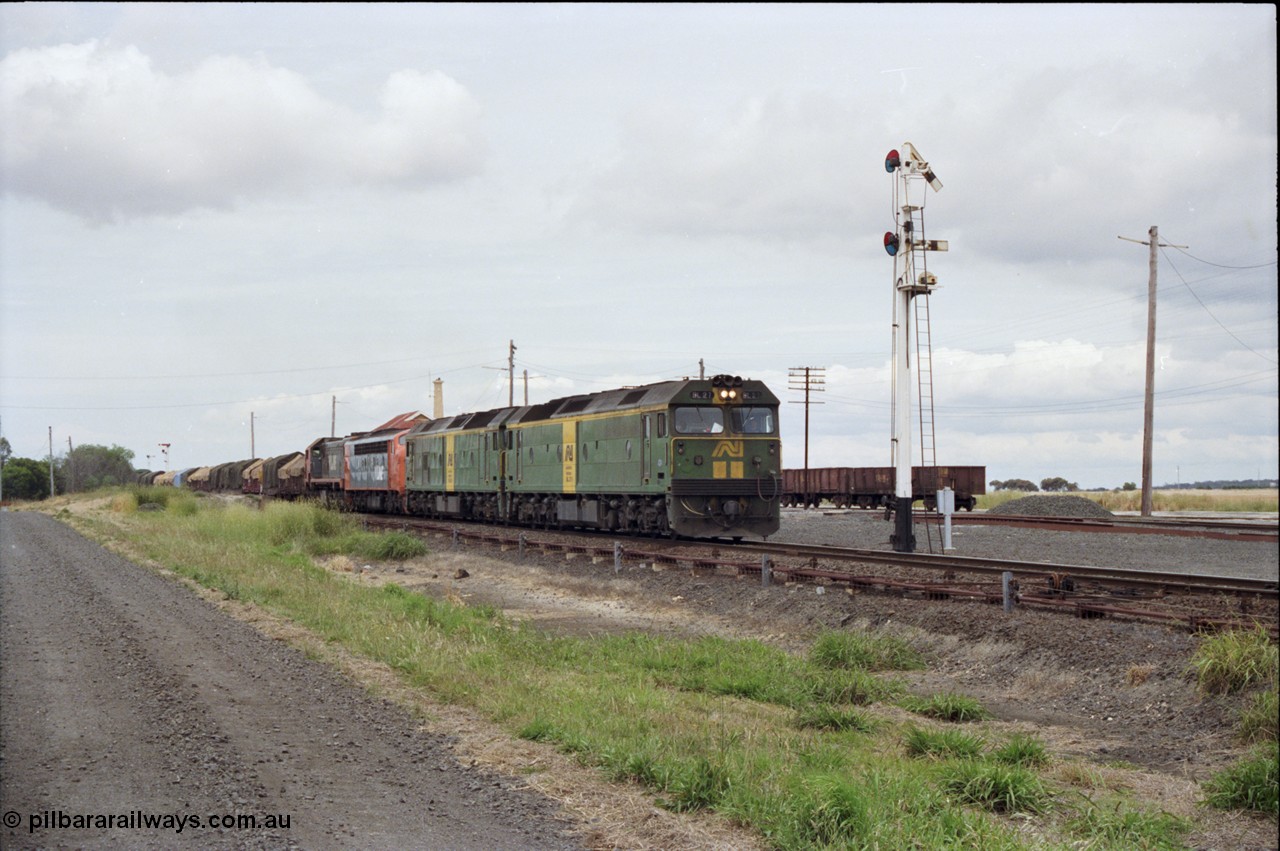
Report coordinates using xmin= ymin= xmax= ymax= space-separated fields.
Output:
xmin=1160 ymin=247 xmax=1277 ymax=365
xmin=1167 ymin=244 xmax=1278 ymax=270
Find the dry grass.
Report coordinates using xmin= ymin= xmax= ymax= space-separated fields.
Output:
xmin=980 ymin=488 xmax=1277 ymax=513
xmin=1126 ymin=664 xmax=1155 ymax=686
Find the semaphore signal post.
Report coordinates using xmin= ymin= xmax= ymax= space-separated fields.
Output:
xmin=884 ymin=144 xmax=948 ymax=552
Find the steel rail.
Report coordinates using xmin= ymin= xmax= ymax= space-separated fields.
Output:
xmin=939 ymin=512 xmax=1278 ymax=542
xmin=365 ymin=516 xmax=1277 ymax=636
xmin=733 ymin=539 xmax=1278 ymax=598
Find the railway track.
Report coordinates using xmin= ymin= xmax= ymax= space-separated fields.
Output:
xmin=940 ymin=511 xmax=1278 ymax=542
xmin=364 ymin=515 xmax=1278 ymax=638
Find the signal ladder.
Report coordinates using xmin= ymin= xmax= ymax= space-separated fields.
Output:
xmin=904 ymin=203 xmax=942 ymax=552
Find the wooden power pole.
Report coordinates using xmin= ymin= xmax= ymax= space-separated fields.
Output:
xmin=1119 ymin=227 xmax=1187 ymax=517
xmin=788 ymin=367 xmax=825 ymax=506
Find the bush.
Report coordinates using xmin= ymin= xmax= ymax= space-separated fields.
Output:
xmin=1203 ymin=743 xmax=1279 ymax=815
xmin=1189 ymin=625 xmax=1278 ymax=696
xmin=903 ymin=725 xmax=985 ymax=759
xmin=810 ymin=630 xmax=924 ymax=672
xmin=1239 ymin=687 xmax=1279 ymax=744
xmin=992 ymin=733 xmax=1049 ymax=766
xmin=901 ymin=692 xmax=990 ymax=723
xmin=792 ymin=705 xmax=876 ymax=733
xmin=941 ymin=761 xmax=1049 ymax=814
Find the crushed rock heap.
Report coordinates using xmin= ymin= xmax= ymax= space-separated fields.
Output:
xmin=988 ymin=494 xmax=1116 ymax=518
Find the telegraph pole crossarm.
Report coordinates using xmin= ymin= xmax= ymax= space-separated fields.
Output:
xmin=788 ymin=367 xmax=826 ymax=507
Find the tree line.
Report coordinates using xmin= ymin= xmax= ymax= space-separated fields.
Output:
xmin=989 ymin=477 xmax=1081 ymax=493
xmin=0 ymin=439 xmax=138 ymax=501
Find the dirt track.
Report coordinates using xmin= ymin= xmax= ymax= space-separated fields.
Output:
xmin=0 ymin=512 xmax=584 ymax=850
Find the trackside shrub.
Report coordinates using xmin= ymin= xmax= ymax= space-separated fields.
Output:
xmin=992 ymin=732 xmax=1049 ymax=766
xmin=1189 ymin=625 xmax=1278 ymax=695
xmin=785 ymin=774 xmax=871 ymax=847
xmin=809 ymin=630 xmax=925 ymax=672
xmin=941 ymin=761 xmax=1049 ymax=814
xmin=1067 ymin=797 xmax=1191 ymax=848
xmin=792 ymin=705 xmax=876 ymax=733
xmin=903 ymin=725 xmax=985 ymax=759
xmin=1239 ymin=687 xmax=1279 ymax=744
xmin=901 ymin=692 xmax=990 ymax=722
xmin=1203 ymin=742 xmax=1279 ymax=815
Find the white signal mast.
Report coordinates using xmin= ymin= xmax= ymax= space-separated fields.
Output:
xmin=884 ymin=143 xmax=948 ymax=552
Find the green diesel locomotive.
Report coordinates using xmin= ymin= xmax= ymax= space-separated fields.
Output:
xmin=404 ymin=374 xmax=781 ymax=539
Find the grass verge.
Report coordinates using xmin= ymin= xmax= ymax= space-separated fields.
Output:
xmin=45 ymin=493 xmax=1233 ymax=848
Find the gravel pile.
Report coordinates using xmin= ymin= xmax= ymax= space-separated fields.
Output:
xmin=988 ymin=494 xmax=1115 ymax=518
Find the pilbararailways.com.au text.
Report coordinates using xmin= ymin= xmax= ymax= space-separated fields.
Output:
xmin=8 ymin=809 xmax=292 ymax=835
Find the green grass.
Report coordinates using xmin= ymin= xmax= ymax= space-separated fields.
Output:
xmin=1188 ymin=624 xmax=1278 ymax=696
xmin=940 ymin=761 xmax=1050 ymax=814
xmin=809 ymin=630 xmax=925 ymax=672
xmin=1065 ymin=797 xmax=1191 ymax=849
xmin=1239 ymin=687 xmax=1279 ymax=744
xmin=54 ymin=494 xmax=1268 ymax=848
xmin=1202 ymin=742 xmax=1279 ymax=815
xmin=992 ymin=733 xmax=1050 ymax=767
xmin=903 ymin=725 xmax=986 ymax=760
xmin=900 ymin=692 xmax=991 ymax=723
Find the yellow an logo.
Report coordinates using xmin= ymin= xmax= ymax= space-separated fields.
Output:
xmin=712 ymin=440 xmax=744 ymax=458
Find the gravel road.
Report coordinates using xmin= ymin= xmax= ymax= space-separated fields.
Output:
xmin=0 ymin=512 xmax=584 ymax=851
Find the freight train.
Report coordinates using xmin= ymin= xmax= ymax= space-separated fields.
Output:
xmin=178 ymin=375 xmax=783 ymax=540
xmin=781 ymin=466 xmax=985 ymax=511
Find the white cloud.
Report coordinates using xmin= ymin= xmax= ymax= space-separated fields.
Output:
xmin=574 ymin=91 xmax=869 ymax=240
xmin=0 ymin=41 xmax=485 ymax=222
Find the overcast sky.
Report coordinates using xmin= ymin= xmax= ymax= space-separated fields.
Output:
xmin=2 ymin=3 xmax=1276 ymax=490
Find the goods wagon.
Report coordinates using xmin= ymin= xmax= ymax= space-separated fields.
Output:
xmin=262 ymin=452 xmax=306 ymax=498
xmin=782 ymin=466 xmax=985 ymax=511
xmin=406 ymin=374 xmax=781 ymax=539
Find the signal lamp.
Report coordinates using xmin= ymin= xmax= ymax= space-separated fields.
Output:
xmin=884 ymin=232 xmax=900 ymax=256
xmin=885 ymin=149 xmax=901 ymax=172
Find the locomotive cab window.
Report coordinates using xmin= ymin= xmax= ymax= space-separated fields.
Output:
xmin=730 ymin=406 xmax=776 ymax=435
xmin=674 ymin=406 xmax=724 ymax=434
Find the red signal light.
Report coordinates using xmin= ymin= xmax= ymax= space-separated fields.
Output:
xmin=884 ymin=232 xmax=900 ymax=256
xmin=885 ymin=149 xmax=901 ymax=172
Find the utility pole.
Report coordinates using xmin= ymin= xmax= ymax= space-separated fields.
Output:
xmin=508 ymin=340 xmax=516 ymax=407
xmin=48 ymin=426 xmax=55 ymax=497
xmin=331 ymin=396 xmax=337 ymax=438
xmin=1118 ymin=227 xmax=1187 ymax=517
xmin=159 ymin=443 xmax=170 ymax=472
xmin=67 ymin=436 xmax=74 ymax=494
xmin=699 ymin=359 xmax=705 ymax=380
xmin=788 ymin=367 xmax=826 ymax=507
xmin=250 ymin=411 xmax=256 ymax=458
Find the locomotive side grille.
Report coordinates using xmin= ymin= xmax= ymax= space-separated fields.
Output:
xmin=671 ymin=478 xmax=775 ymax=496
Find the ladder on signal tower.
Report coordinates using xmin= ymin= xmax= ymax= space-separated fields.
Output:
xmin=906 ymin=203 xmax=941 ymax=549
xmin=907 ymin=200 xmax=937 ymax=478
